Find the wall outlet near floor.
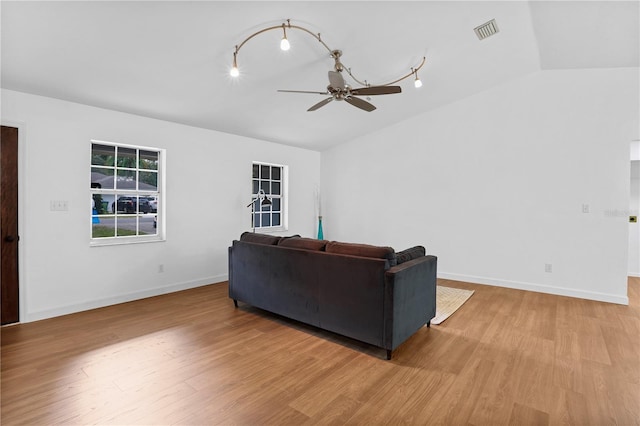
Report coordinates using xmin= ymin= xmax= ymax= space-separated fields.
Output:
xmin=545 ymin=263 xmax=553 ymax=273
xmin=158 ymin=264 xmax=164 ymax=273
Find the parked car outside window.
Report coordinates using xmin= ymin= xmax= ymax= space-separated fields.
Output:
xmin=112 ymin=196 xmax=151 ymax=214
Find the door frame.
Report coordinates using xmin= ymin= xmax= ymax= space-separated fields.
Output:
xmin=2 ymin=120 xmax=27 ymax=323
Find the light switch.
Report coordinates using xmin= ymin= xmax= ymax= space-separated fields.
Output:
xmin=50 ymin=200 xmax=69 ymax=211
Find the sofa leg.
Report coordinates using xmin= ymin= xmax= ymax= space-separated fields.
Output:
xmin=386 ymin=349 xmax=392 ymax=360
xmin=233 ymin=299 xmax=238 ymax=308
xmin=427 ymin=320 xmax=431 ymax=328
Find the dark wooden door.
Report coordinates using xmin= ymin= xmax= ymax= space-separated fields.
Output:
xmin=1 ymin=125 xmax=19 ymax=325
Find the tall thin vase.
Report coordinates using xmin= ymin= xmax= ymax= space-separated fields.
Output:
xmin=317 ymin=216 xmax=324 ymax=240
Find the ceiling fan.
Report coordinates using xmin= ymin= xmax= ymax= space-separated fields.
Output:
xmin=278 ymin=50 xmax=402 ymax=112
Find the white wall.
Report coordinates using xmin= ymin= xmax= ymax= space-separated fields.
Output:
xmin=2 ymin=89 xmax=321 ymax=322
xmin=321 ymin=68 xmax=639 ymax=304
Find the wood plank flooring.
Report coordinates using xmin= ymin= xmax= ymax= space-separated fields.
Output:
xmin=2 ymin=278 xmax=639 ymax=425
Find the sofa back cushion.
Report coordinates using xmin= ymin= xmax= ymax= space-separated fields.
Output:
xmin=325 ymin=241 xmax=397 ymax=266
xmin=240 ymin=231 xmax=281 ymax=245
xmin=396 ymin=245 xmax=426 ymax=264
xmin=278 ymin=237 xmax=327 ymax=251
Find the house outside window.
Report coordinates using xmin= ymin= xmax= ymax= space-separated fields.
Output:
xmin=251 ymin=162 xmax=287 ymax=231
xmin=90 ymin=140 xmax=164 ymax=245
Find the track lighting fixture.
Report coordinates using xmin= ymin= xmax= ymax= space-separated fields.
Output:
xmin=229 ymin=19 xmax=426 ymax=93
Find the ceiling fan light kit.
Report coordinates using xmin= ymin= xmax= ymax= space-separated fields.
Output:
xmin=229 ymin=19 xmax=426 ymax=112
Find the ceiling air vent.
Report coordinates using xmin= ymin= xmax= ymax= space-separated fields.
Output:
xmin=474 ymin=19 xmax=499 ymax=40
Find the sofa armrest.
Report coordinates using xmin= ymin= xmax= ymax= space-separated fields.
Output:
xmin=383 ymin=255 xmax=437 ymax=351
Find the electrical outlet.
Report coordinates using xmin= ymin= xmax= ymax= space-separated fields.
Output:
xmin=545 ymin=263 xmax=553 ymax=273
xmin=158 ymin=264 xmax=164 ymax=273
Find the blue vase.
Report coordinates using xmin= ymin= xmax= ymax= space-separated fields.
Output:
xmin=317 ymin=216 xmax=324 ymax=240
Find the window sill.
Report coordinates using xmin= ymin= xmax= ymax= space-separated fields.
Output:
xmin=253 ymin=226 xmax=287 ymax=234
xmin=90 ymin=235 xmax=165 ymax=247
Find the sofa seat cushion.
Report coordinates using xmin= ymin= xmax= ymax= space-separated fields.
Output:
xmin=325 ymin=241 xmax=397 ymax=266
xmin=240 ymin=231 xmax=281 ymax=245
xmin=278 ymin=237 xmax=327 ymax=251
xmin=396 ymin=245 xmax=426 ymax=264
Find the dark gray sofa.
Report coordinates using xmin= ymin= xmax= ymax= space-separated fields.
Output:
xmin=228 ymin=233 xmax=437 ymax=359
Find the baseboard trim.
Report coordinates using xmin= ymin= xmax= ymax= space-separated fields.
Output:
xmin=25 ymin=274 xmax=229 ymax=323
xmin=438 ymin=272 xmax=629 ymax=305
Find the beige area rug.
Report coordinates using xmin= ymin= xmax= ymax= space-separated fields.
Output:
xmin=431 ymin=286 xmax=475 ymax=325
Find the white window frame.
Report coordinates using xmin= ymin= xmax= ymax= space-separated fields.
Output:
xmin=251 ymin=161 xmax=288 ymax=232
xmin=90 ymin=139 xmax=165 ymax=246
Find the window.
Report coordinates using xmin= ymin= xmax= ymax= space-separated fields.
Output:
xmin=90 ymin=140 xmax=164 ymax=244
xmin=251 ymin=162 xmax=286 ymax=231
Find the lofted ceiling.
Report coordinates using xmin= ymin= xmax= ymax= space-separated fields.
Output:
xmin=1 ymin=1 xmax=638 ymax=151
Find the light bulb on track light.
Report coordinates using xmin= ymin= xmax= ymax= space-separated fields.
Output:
xmin=230 ymin=51 xmax=239 ymax=77
xmin=414 ymin=72 xmax=422 ymax=88
xmin=280 ymin=24 xmax=290 ymax=51
xmin=280 ymin=37 xmax=290 ymax=51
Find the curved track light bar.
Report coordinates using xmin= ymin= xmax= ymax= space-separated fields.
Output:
xmin=230 ymin=19 xmax=426 ymax=88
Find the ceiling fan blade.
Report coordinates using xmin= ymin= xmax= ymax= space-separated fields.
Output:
xmin=278 ymin=89 xmax=329 ymax=95
xmin=308 ymin=97 xmax=334 ymax=112
xmin=328 ymin=71 xmax=345 ymax=90
xmin=350 ymin=85 xmax=402 ymax=96
xmin=345 ymin=96 xmax=376 ymax=112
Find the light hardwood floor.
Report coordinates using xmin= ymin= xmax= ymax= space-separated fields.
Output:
xmin=2 ymin=278 xmax=639 ymax=425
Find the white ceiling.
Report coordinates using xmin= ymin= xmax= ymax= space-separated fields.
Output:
xmin=1 ymin=1 xmax=638 ymax=151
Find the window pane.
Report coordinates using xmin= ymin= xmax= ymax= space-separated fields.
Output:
xmin=116 ymin=170 xmax=137 ymax=190
xmin=252 ymin=164 xmax=259 ymax=179
xmin=261 ymin=165 xmax=270 ymax=179
xmin=261 ymin=213 xmax=271 ymax=227
xmin=252 ymin=180 xmax=259 ymax=194
xmin=272 ymin=167 xmax=281 ymax=181
xmin=253 ymin=213 xmax=260 ymax=228
xmin=92 ymin=220 xmax=115 ymax=238
xmin=272 ymin=198 xmax=281 ymax=212
xmin=261 ymin=181 xmax=269 ymax=194
xmin=139 ymin=195 xmax=158 ymax=213
xmin=117 ymin=147 xmax=137 ymax=168
xmin=115 ymin=196 xmax=137 ymax=213
xmin=139 ymin=150 xmax=158 ymax=170
xmin=92 ymin=194 xmax=108 ymax=214
xmin=139 ymin=214 xmax=156 ymax=235
xmin=91 ymin=167 xmax=114 ymax=189
xmin=92 ymin=144 xmax=115 ymax=166
xmin=272 ymin=181 xmax=281 ymax=195
xmin=135 ymin=196 xmax=153 ymax=214
xmin=272 ymin=213 xmax=281 ymax=226
xmin=116 ymin=216 xmax=139 ymax=236
xmin=139 ymin=171 xmax=157 ymax=191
